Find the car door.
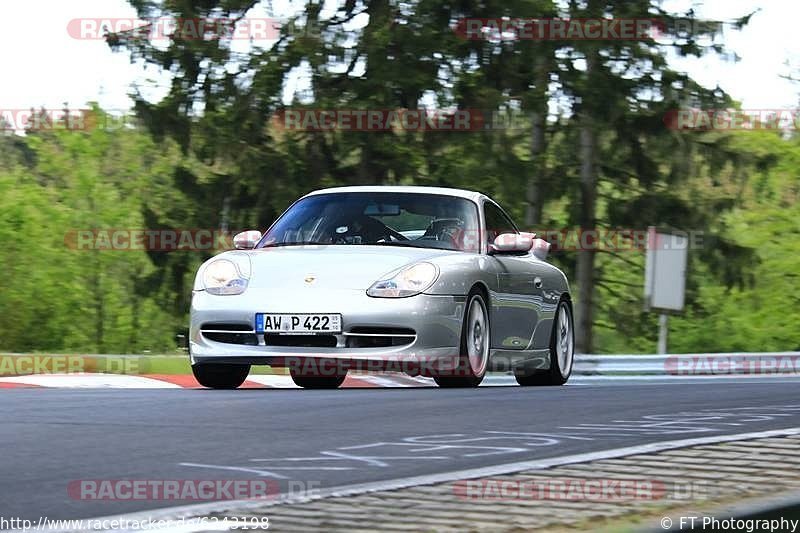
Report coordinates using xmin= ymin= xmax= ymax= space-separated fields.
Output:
xmin=483 ymin=201 xmax=545 ymax=350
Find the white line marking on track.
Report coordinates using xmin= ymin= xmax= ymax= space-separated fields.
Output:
xmin=177 ymin=463 xmax=289 ymax=480
xmin=49 ymin=426 xmax=800 ymax=532
xmin=242 ymin=375 xmax=298 ymax=388
xmin=0 ymin=373 xmax=181 ymax=389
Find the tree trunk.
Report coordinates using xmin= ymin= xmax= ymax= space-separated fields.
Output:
xmin=525 ymin=57 xmax=550 ymax=227
xmin=524 ymin=110 xmax=546 ymax=227
xmin=92 ymin=257 xmax=105 ymax=353
xmin=575 ymin=122 xmax=597 ymax=354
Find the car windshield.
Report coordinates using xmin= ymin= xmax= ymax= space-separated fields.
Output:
xmin=258 ymin=192 xmax=480 ymax=252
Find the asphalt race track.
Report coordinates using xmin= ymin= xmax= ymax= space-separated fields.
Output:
xmin=4 ymin=379 xmax=800 ymax=521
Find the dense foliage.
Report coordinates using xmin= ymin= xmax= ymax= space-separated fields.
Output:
xmin=0 ymin=1 xmax=797 ymax=354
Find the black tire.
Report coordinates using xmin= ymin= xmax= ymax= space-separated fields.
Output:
xmin=290 ymin=369 xmax=347 ymax=389
xmin=192 ymin=363 xmax=250 ymax=389
xmin=434 ymin=288 xmax=490 ymax=388
xmin=515 ymin=299 xmax=574 ymax=386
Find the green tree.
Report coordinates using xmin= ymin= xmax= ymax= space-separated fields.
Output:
xmin=102 ymin=0 xmax=778 ymax=356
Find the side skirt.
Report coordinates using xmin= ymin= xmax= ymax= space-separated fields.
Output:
xmin=488 ymin=348 xmax=550 ymax=373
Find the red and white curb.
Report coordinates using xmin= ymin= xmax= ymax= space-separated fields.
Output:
xmin=0 ymin=373 xmax=437 ymax=389
xmin=3 ymin=373 xmax=790 ymax=389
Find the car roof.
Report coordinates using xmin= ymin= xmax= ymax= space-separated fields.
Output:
xmin=304 ymin=185 xmax=488 ymax=203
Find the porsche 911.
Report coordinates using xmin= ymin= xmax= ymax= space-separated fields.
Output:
xmin=189 ymin=186 xmax=574 ymax=389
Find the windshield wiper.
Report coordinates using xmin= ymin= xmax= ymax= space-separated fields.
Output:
xmin=260 ymin=240 xmax=454 ymax=251
xmin=259 ymin=241 xmax=330 ymax=248
xmin=369 ymin=241 xmax=445 ymax=250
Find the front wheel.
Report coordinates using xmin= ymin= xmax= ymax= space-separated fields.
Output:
xmin=192 ymin=363 xmax=251 ymax=389
xmin=515 ymin=299 xmax=574 ymax=386
xmin=434 ymin=289 xmax=490 ymax=388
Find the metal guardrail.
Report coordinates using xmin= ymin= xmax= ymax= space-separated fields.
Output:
xmin=573 ymin=352 xmax=800 ymax=376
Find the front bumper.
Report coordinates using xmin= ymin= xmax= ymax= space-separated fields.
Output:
xmin=189 ymin=288 xmax=464 ymax=370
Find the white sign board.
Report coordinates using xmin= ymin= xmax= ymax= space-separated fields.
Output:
xmin=644 ymin=227 xmax=688 ymax=312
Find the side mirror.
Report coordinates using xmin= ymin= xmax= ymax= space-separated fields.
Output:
xmin=519 ymin=232 xmax=550 ymax=260
xmin=489 ymin=233 xmax=533 ymax=255
xmin=233 ymin=230 xmax=262 ymax=250
xmin=531 ymin=238 xmax=551 ymax=260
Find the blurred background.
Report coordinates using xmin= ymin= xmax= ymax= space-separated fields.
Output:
xmin=0 ymin=0 xmax=798 ymax=356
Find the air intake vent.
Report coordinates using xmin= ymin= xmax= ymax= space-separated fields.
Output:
xmin=264 ymin=334 xmax=338 ymax=348
xmin=345 ymin=327 xmax=416 ymax=348
xmin=200 ymin=323 xmax=259 ymax=346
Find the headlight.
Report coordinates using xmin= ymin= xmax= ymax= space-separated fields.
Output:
xmin=201 ymin=256 xmax=251 ymax=295
xmin=367 ymin=262 xmax=439 ymax=298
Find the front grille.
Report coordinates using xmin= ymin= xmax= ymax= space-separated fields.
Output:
xmin=201 ymin=324 xmax=416 ymax=349
xmin=345 ymin=327 xmax=416 ymax=349
xmin=264 ymin=334 xmax=338 ymax=348
xmin=201 ymin=323 xmax=259 ymax=346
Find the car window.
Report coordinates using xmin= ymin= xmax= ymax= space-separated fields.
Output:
xmin=483 ymin=201 xmax=518 ymax=245
xmin=259 ymin=192 xmax=480 ymax=253
xmin=372 ymin=210 xmax=434 ymax=240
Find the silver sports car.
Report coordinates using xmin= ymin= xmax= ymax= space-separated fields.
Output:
xmin=189 ymin=186 xmax=574 ymax=389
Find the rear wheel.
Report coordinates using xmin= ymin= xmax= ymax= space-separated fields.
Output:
xmin=515 ymin=299 xmax=574 ymax=386
xmin=192 ymin=363 xmax=250 ymax=389
xmin=290 ymin=369 xmax=347 ymax=389
xmin=434 ymin=289 xmax=490 ymax=388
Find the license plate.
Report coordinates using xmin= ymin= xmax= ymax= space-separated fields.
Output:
xmin=256 ymin=313 xmax=342 ymax=334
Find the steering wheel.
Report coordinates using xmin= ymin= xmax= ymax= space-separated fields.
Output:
xmin=347 ymin=216 xmax=409 ymax=243
xmin=422 ymin=218 xmax=464 ymax=242
xmin=384 ymin=226 xmax=409 ymax=242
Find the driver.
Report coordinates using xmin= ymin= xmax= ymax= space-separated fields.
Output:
xmin=330 ymin=212 xmax=393 ymax=244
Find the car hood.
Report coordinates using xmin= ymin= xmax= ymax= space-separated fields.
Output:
xmin=245 ymin=245 xmax=457 ymax=290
